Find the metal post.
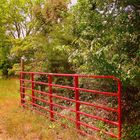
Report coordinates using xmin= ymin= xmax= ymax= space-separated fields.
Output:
xmin=48 ymin=74 xmax=53 ymax=120
xmin=31 ymin=73 xmax=35 ymax=107
xmin=74 ymin=75 xmax=80 ymax=130
xmin=20 ymin=72 xmax=23 ymax=106
xmin=20 ymin=57 xmax=25 ymax=105
xmin=118 ymin=80 xmax=121 ymax=140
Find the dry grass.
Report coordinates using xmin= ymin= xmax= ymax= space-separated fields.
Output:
xmin=0 ymin=78 xmax=90 ymax=140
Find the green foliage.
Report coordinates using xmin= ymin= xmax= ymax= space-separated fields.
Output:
xmin=68 ymin=1 xmax=140 ymax=139
xmin=69 ymin=0 xmax=140 ymax=86
xmin=123 ymin=124 xmax=140 ymax=140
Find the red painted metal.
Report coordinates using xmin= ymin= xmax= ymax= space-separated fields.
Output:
xmin=19 ymin=72 xmax=121 ymax=140
xmin=74 ymin=75 xmax=80 ymax=130
xmin=31 ymin=73 xmax=35 ymax=107
xmin=48 ymin=74 xmax=54 ymax=120
xmin=118 ymin=80 xmax=121 ymax=140
xmin=20 ymin=71 xmax=25 ymax=105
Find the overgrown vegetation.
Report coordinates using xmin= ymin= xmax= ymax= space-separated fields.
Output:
xmin=0 ymin=0 xmax=140 ymax=139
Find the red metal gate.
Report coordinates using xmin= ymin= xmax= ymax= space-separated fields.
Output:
xmin=20 ymin=72 xmax=121 ymax=140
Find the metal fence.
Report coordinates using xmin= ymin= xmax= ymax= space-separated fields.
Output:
xmin=20 ymin=71 xmax=121 ymax=140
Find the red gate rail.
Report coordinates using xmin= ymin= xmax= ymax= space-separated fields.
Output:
xmin=20 ymin=72 xmax=121 ymax=140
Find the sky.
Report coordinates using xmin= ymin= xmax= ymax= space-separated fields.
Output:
xmin=71 ymin=0 xmax=77 ymax=6
xmin=68 ymin=0 xmax=77 ymax=9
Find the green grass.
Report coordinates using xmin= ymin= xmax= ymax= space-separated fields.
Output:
xmin=0 ymin=78 xmax=19 ymax=101
xmin=0 ymin=78 xmax=88 ymax=140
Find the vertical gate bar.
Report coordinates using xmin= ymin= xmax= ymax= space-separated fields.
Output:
xmin=20 ymin=72 xmax=23 ymax=106
xmin=48 ymin=74 xmax=53 ymax=120
xmin=20 ymin=58 xmax=25 ymax=105
xmin=74 ymin=75 xmax=80 ymax=130
xmin=118 ymin=80 xmax=121 ymax=140
xmin=31 ymin=73 xmax=35 ymax=107
xmin=21 ymin=72 xmax=25 ymax=105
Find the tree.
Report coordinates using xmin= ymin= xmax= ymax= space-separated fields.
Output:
xmin=0 ymin=0 xmax=45 ymax=76
xmin=0 ymin=0 xmax=12 ymax=76
xmin=66 ymin=1 xmax=140 ymax=139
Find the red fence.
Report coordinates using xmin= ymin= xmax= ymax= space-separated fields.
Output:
xmin=20 ymin=72 xmax=121 ymax=140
